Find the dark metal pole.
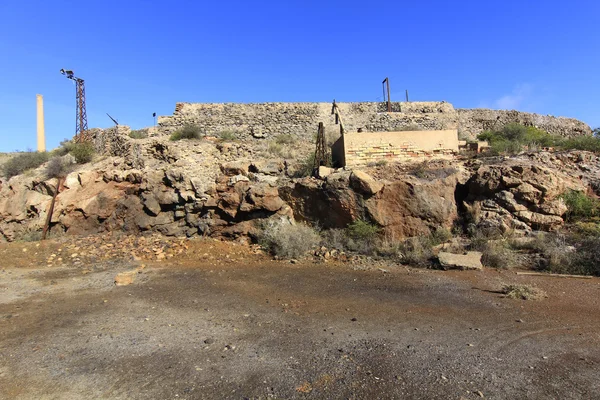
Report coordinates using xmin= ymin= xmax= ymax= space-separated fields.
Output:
xmin=406 ymin=89 xmax=409 ymax=102
xmin=386 ymin=78 xmax=391 ymax=112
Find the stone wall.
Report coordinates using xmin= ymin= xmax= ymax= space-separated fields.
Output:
xmin=157 ymin=101 xmax=591 ymax=142
xmin=338 ymin=130 xmax=459 ymax=167
xmin=457 ymin=109 xmax=591 ymax=139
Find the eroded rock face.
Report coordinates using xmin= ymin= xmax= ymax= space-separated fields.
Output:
xmin=281 ymin=169 xmax=464 ymax=239
xmin=0 ymin=135 xmax=595 ymax=243
xmin=464 ymin=162 xmax=584 ymax=232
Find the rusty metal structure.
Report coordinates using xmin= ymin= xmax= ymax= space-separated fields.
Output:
xmin=60 ymin=69 xmax=89 ymax=143
xmin=382 ymin=77 xmax=391 ymax=112
xmin=330 ymin=100 xmax=345 ymax=135
xmin=312 ymin=122 xmax=328 ymax=174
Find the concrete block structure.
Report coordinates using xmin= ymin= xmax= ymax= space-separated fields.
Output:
xmin=332 ymin=129 xmax=459 ymax=167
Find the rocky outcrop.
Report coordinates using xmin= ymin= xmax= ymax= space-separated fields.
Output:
xmin=464 ymin=160 xmax=585 ymax=232
xmin=281 ymin=169 xmax=467 ymax=239
xmin=1 ymin=125 xmax=597 ymax=243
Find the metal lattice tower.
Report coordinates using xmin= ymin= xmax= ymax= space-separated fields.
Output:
xmin=313 ymin=122 xmax=327 ymax=174
xmin=60 ymin=69 xmax=89 ymax=143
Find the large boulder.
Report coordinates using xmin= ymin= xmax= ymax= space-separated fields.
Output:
xmin=438 ymin=251 xmax=483 ymax=270
xmin=350 ymin=170 xmax=383 ymax=196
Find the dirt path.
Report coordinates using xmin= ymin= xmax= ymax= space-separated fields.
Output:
xmin=1 ymin=238 xmax=599 ymax=399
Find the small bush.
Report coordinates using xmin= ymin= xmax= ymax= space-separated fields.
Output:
xmin=292 ymin=153 xmax=317 ymax=178
xmin=501 ymin=284 xmax=546 ymax=300
xmin=217 ymin=130 xmax=237 ymax=142
xmin=561 ymin=190 xmax=599 ymax=221
xmin=430 ymin=227 xmax=452 ymax=245
xmin=398 ymin=124 xmax=422 ymax=131
xmin=45 ymin=157 xmax=71 ymax=179
xmin=573 ymin=222 xmax=600 ymax=236
xmin=51 ymin=139 xmax=72 ymax=157
xmin=275 ymin=134 xmax=296 ymax=145
xmin=408 ymin=162 xmax=458 ymax=180
xmin=2 ymin=151 xmax=49 ymax=178
xmin=321 ymin=229 xmax=349 ymax=251
xmin=559 ymin=135 xmax=600 ymax=153
xmin=480 ymin=241 xmax=516 ymax=269
xmin=258 ymin=219 xmax=321 ymax=259
xmin=170 ymin=125 xmax=202 ymax=141
xmin=14 ymin=228 xmax=43 ymax=242
xmin=68 ymin=142 xmax=95 ymax=164
xmin=129 ymin=129 xmax=148 ymax=139
xmin=572 ymin=237 xmax=600 ymax=276
xmin=346 ymin=219 xmax=380 ymax=241
xmin=469 ymin=226 xmax=516 ymax=268
xmin=399 ymin=236 xmax=434 ymax=266
xmin=478 ymin=124 xmax=560 ymax=155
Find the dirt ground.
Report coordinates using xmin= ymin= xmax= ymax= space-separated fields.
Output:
xmin=1 ymin=236 xmax=599 ymax=399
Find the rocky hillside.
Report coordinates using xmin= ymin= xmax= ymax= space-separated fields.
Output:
xmin=0 ymin=130 xmax=599 ymax=243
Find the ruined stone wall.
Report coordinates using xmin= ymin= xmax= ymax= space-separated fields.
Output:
xmin=157 ymin=101 xmax=590 ymax=142
xmin=157 ymin=101 xmax=459 ymax=141
xmin=457 ymin=109 xmax=591 ymax=139
xmin=341 ymin=130 xmax=459 ymax=166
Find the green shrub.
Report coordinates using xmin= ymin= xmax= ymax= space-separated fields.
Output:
xmin=170 ymin=125 xmax=202 ymax=141
xmin=478 ymin=124 xmax=560 ymax=155
xmin=68 ymin=142 xmax=95 ymax=164
xmin=346 ymin=219 xmax=380 ymax=241
xmin=559 ymin=135 xmax=600 ymax=153
xmin=430 ymin=227 xmax=452 ymax=245
xmin=561 ymin=190 xmax=599 ymax=221
xmin=129 ymin=129 xmax=148 ymax=139
xmin=573 ymin=222 xmax=600 ymax=236
xmin=51 ymin=139 xmax=72 ymax=157
xmin=258 ymin=219 xmax=321 ymax=259
xmin=217 ymin=130 xmax=237 ymax=142
xmin=2 ymin=151 xmax=49 ymax=178
xmin=275 ymin=134 xmax=297 ymax=145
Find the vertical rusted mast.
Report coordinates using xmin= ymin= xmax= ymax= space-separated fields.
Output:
xmin=382 ymin=77 xmax=392 ymax=112
xmin=60 ymin=69 xmax=89 ymax=142
xmin=75 ymin=77 xmax=88 ymax=142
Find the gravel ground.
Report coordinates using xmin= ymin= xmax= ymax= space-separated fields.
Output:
xmin=1 ymin=238 xmax=599 ymax=399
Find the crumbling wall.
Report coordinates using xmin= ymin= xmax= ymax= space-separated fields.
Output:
xmin=157 ymin=101 xmax=591 ymax=142
xmin=457 ymin=109 xmax=591 ymax=139
xmin=157 ymin=101 xmax=459 ymax=141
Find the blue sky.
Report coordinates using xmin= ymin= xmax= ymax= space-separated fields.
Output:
xmin=0 ymin=0 xmax=598 ymax=151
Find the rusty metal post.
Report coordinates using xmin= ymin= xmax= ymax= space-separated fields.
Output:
xmin=382 ymin=77 xmax=391 ymax=112
xmin=42 ymin=177 xmax=64 ymax=240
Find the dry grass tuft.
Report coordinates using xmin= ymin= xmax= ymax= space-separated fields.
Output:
xmin=501 ymin=284 xmax=546 ymax=300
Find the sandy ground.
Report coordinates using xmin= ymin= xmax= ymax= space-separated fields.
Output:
xmin=1 ymin=238 xmax=599 ymax=399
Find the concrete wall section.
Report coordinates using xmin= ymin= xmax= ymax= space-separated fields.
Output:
xmin=342 ymin=130 xmax=459 ymax=166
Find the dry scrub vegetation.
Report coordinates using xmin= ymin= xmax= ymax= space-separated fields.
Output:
xmin=501 ymin=284 xmax=547 ymax=300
